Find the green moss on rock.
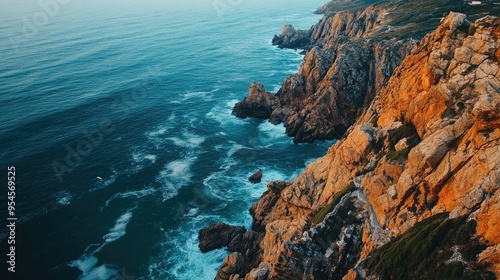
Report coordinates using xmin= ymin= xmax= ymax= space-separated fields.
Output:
xmin=311 ymin=182 xmax=356 ymax=226
xmin=363 ymin=213 xmax=495 ymax=280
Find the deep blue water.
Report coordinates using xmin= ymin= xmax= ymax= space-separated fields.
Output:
xmin=0 ymin=1 xmax=330 ymax=279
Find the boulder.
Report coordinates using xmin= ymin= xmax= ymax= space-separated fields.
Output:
xmin=395 ymin=138 xmax=409 ymax=152
xmin=249 ymin=169 xmax=263 ymax=184
xmin=232 ymin=83 xmax=279 ymax=119
xmin=271 ymin=24 xmax=311 ymax=49
xmin=216 ymin=252 xmax=246 ymax=280
xmin=198 ymin=223 xmax=246 ymax=253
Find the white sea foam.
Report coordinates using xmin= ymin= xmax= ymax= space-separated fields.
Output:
xmin=156 ymin=155 xmax=197 ymax=202
xmin=179 ymin=90 xmax=213 ymax=102
xmin=56 ymin=191 xmax=73 ymax=206
xmin=145 ymin=142 xmax=308 ymax=280
xmin=172 ymin=83 xmax=223 ymax=104
xmin=202 ymin=169 xmax=236 ymax=201
xmin=69 ymin=255 xmax=118 ymax=280
xmin=261 ymin=168 xmax=288 ymax=183
xmin=132 ymin=151 xmax=157 ymax=164
xmin=147 ymin=216 xmax=229 ymax=280
xmin=185 ymin=207 xmax=199 ymax=217
xmin=102 ymin=210 xmax=133 ymax=244
xmin=147 ymin=127 xmax=168 ymax=137
xmin=258 ymin=121 xmax=286 ymax=137
xmin=69 ymin=255 xmax=99 ymax=276
xmin=69 ymin=209 xmax=134 ymax=279
xmin=144 ymin=154 xmax=157 ymax=163
xmin=166 ymin=131 xmax=205 ymax=149
xmin=272 ymin=84 xmax=282 ymax=93
xmin=80 ymin=264 xmax=118 ymax=280
xmin=145 ymin=115 xmax=176 ymax=148
xmin=104 ymin=186 xmax=156 ymax=207
xmin=129 ymin=151 xmax=158 ymax=173
xmin=226 ymin=142 xmax=250 ymax=157
xmin=206 ymin=99 xmax=242 ymax=126
xmin=202 ymin=142 xmax=249 ymax=200
xmin=257 ymin=121 xmax=290 ymax=146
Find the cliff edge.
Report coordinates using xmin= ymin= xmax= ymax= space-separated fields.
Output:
xmin=233 ymin=0 xmax=497 ymax=143
xmin=203 ymin=11 xmax=500 ymax=280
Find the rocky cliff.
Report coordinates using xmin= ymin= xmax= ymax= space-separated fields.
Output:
xmin=233 ymin=0 xmax=497 ymax=143
xmin=202 ymin=2 xmax=500 ymax=280
xmin=236 ymin=2 xmax=417 ymax=143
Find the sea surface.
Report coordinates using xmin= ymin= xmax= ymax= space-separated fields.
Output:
xmin=0 ymin=1 xmax=331 ymax=279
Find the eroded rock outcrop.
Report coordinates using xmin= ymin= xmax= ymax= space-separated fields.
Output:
xmin=235 ymin=4 xmax=416 ymax=143
xmin=198 ymin=223 xmax=265 ymax=279
xmin=207 ymin=12 xmax=500 ymax=280
xmin=198 ymin=223 xmax=246 ymax=253
xmin=233 ymin=83 xmax=279 ymax=119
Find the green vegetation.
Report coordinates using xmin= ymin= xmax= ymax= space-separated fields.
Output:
xmin=311 ymin=182 xmax=356 ymax=226
xmin=317 ymin=0 xmax=382 ymax=14
xmin=387 ymin=122 xmax=420 ymax=148
xmin=385 ymin=122 xmax=421 ymax=161
xmin=363 ymin=213 xmax=495 ymax=280
xmin=366 ymin=0 xmax=498 ymax=39
xmin=386 ymin=147 xmax=411 ymax=161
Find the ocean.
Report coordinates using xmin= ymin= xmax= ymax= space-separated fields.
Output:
xmin=0 ymin=1 xmax=331 ymax=279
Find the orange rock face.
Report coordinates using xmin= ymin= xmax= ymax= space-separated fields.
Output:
xmin=477 ymin=191 xmax=500 ymax=244
xmin=247 ymin=12 xmax=500 ymax=279
xmin=209 ymin=11 xmax=500 ymax=280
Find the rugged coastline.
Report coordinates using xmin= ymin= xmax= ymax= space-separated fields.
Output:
xmin=201 ymin=1 xmax=500 ymax=279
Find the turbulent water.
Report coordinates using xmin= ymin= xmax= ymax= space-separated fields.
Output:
xmin=0 ymin=1 xmax=330 ymax=279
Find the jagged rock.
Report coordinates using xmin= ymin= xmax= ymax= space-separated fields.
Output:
xmin=228 ymin=230 xmax=265 ymax=272
xmin=272 ymin=24 xmax=311 ymax=49
xmin=250 ymin=181 xmax=288 ymax=231
xmin=249 ymin=170 xmax=263 ymax=184
xmin=216 ymin=253 xmax=246 ymax=280
xmin=232 ymin=83 xmax=279 ymax=119
xmin=245 ymin=263 xmax=271 ymax=280
xmin=198 ymin=223 xmax=246 ymax=253
xmin=216 ymin=7 xmax=500 ymax=280
xmin=236 ymin=7 xmax=416 ymax=142
xmin=477 ymin=190 xmax=500 ymax=244
xmin=394 ymin=138 xmax=409 ymax=152
xmin=479 ymin=244 xmax=500 ymax=277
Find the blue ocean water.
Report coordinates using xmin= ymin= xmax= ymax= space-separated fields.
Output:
xmin=0 ymin=1 xmax=330 ymax=279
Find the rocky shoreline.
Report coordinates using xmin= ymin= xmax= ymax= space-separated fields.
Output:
xmin=233 ymin=3 xmax=417 ymax=143
xmin=200 ymin=1 xmax=500 ymax=279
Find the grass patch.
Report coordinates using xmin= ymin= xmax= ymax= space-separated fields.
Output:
xmin=311 ymin=182 xmax=356 ymax=226
xmin=367 ymin=0 xmax=498 ymax=40
xmin=316 ymin=0 xmax=382 ymax=14
xmin=363 ymin=213 xmax=495 ymax=280
xmin=387 ymin=122 xmax=420 ymax=149
xmin=384 ymin=122 xmax=421 ymax=162
xmin=386 ymin=147 xmax=411 ymax=161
